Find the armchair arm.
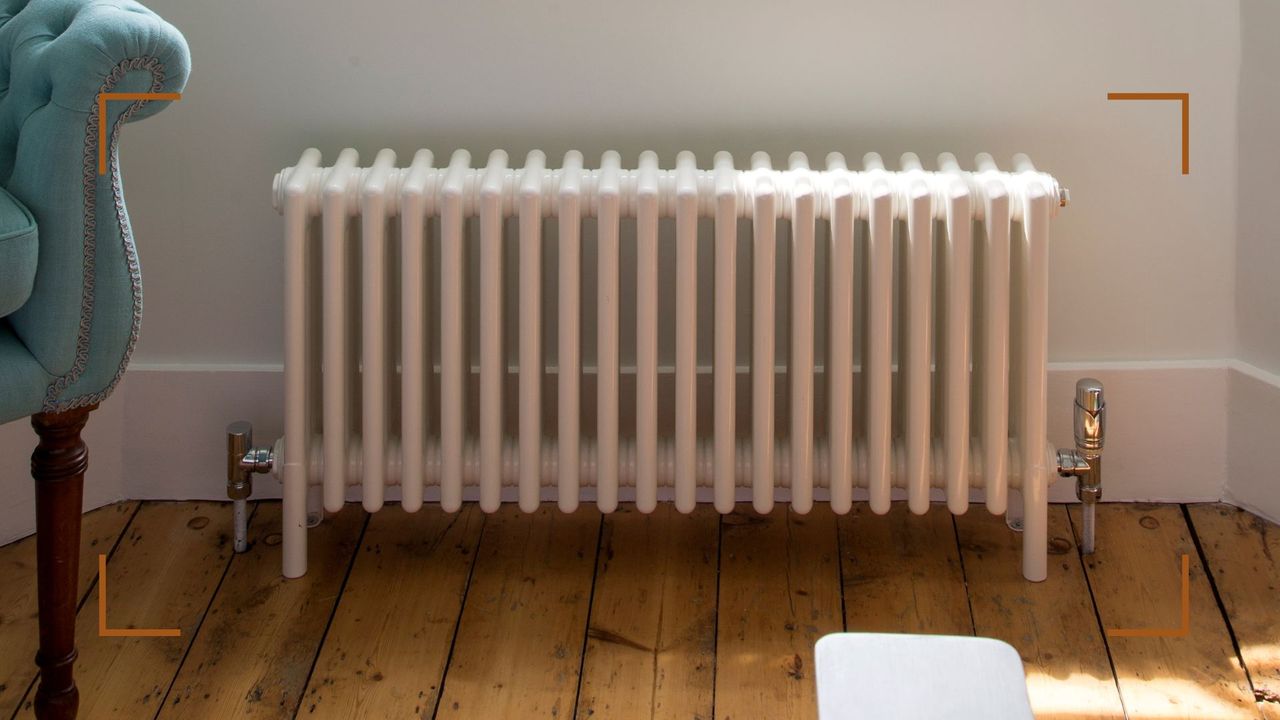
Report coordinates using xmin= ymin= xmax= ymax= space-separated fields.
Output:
xmin=2 ymin=0 xmax=189 ymax=412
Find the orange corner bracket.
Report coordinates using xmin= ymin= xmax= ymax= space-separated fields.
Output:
xmin=1105 ymin=554 xmax=1191 ymax=639
xmin=1106 ymin=92 xmax=1189 ymax=175
xmin=96 ymin=92 xmax=182 ymax=175
xmin=97 ymin=553 xmax=181 ymax=638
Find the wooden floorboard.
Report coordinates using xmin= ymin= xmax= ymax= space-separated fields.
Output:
xmin=157 ymin=502 xmax=366 ymax=720
xmin=434 ymin=505 xmax=599 ymax=720
xmin=575 ymin=505 xmax=718 ymax=720
xmin=17 ymin=502 xmax=235 ymax=719
xmin=1188 ymin=503 xmax=1280 ymax=719
xmin=0 ymin=501 xmax=138 ymax=719
xmin=958 ymin=505 xmax=1126 ymax=720
xmin=1072 ymin=504 xmax=1261 ymax=719
xmin=5 ymin=498 xmax=1280 ymax=719
xmin=715 ymin=505 xmax=843 ymax=720
xmin=301 ymin=504 xmax=483 ymax=719
xmin=838 ymin=502 xmax=971 ymax=635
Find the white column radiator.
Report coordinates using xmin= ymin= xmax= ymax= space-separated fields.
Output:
xmin=267 ymin=148 xmax=1068 ymax=581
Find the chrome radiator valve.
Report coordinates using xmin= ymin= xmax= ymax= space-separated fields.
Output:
xmin=226 ymin=421 xmax=275 ymax=553
xmin=1056 ymin=379 xmax=1105 ymax=554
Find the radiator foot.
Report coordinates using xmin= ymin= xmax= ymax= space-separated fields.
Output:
xmin=1006 ymin=494 xmax=1024 ymax=532
xmin=306 ymin=485 xmax=324 ymax=528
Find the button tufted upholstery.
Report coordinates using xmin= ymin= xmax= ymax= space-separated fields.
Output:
xmin=0 ymin=0 xmax=188 ymax=422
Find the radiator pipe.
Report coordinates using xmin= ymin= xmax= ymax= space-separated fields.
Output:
xmin=271 ymin=435 xmax=1055 ymax=495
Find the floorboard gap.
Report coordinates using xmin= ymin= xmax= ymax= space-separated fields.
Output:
xmin=1182 ymin=503 xmax=1266 ymax=707
xmin=426 ymin=511 xmax=488 ymax=720
xmin=836 ymin=510 xmax=848 ymax=633
xmin=950 ymin=513 xmax=978 ymax=636
xmin=568 ymin=514 xmax=605 ymax=720
xmin=81 ymin=501 xmax=145 ymax=614
xmin=709 ymin=512 xmax=722 ymax=720
xmin=152 ymin=501 xmax=261 ymax=720
xmin=1067 ymin=506 xmax=1130 ymax=720
xmin=290 ymin=508 xmax=372 ymax=719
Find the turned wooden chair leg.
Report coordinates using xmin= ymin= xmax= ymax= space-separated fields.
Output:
xmin=30 ymin=404 xmax=95 ymax=720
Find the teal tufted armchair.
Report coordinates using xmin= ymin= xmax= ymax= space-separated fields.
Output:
xmin=0 ymin=1 xmax=188 ymax=717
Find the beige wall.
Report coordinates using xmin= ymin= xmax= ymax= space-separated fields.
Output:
xmin=123 ymin=0 xmax=1240 ymax=366
xmin=1237 ymin=0 xmax=1280 ymax=375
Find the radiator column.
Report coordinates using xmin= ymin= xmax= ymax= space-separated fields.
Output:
xmin=479 ymin=150 xmax=509 ymax=512
xmin=864 ymin=153 xmax=893 ymax=515
xmin=439 ymin=150 xmax=471 ymax=512
xmin=322 ymin=149 xmax=359 ymax=514
xmin=712 ymin=152 xmax=738 ymax=514
xmin=399 ymin=149 xmax=435 ymax=514
xmin=939 ymin=153 xmax=973 ymax=515
xmin=558 ymin=151 xmax=584 ymax=513
xmin=596 ymin=152 xmax=622 ymax=512
xmin=750 ymin=152 xmax=777 ymax=514
xmin=901 ymin=153 xmax=934 ymax=515
xmin=635 ymin=152 xmax=660 ymax=512
xmin=281 ymin=148 xmax=321 ymax=579
xmin=361 ymin=148 xmax=397 ymax=513
xmin=673 ymin=152 xmax=699 ymax=513
xmin=518 ymin=151 xmax=546 ymax=513
xmin=825 ymin=153 xmax=855 ymax=514
xmin=789 ymin=152 xmax=816 ymax=513
xmin=978 ymin=154 xmax=1011 ymax=516
xmin=1017 ymin=154 xmax=1053 ymax=582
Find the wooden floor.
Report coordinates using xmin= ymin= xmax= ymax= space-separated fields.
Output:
xmin=1 ymin=501 xmax=1278 ymax=719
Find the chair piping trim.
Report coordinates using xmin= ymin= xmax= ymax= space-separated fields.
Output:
xmin=42 ymin=57 xmax=164 ymax=412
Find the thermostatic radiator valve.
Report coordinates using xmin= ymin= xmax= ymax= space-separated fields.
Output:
xmin=1056 ymin=379 xmax=1106 ymax=554
xmin=226 ymin=421 xmax=275 ymax=553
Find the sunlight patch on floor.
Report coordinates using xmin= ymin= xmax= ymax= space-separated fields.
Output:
xmin=1120 ymin=676 xmax=1258 ymax=719
xmin=1024 ymin=670 xmax=1123 ymax=719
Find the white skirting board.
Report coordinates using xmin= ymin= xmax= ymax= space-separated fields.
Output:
xmin=1223 ymin=361 xmax=1280 ymax=522
xmin=1 ymin=360 xmax=1275 ymax=544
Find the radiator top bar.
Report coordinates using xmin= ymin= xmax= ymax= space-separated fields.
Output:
xmin=273 ymin=149 xmax=1066 ymax=222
